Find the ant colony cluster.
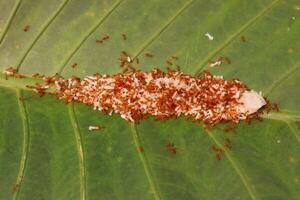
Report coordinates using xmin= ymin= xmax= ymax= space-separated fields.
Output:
xmin=5 ymin=68 xmax=269 ymax=125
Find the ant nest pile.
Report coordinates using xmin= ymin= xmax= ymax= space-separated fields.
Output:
xmin=21 ymin=69 xmax=268 ymax=125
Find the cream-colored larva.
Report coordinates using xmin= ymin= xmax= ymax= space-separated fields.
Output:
xmin=205 ymin=32 xmax=214 ymax=40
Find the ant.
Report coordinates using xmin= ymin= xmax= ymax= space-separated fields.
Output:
xmin=19 ymin=96 xmax=26 ymax=101
xmin=211 ymin=145 xmax=224 ymax=160
xmin=96 ymin=35 xmax=110 ymax=44
xmin=145 ymin=53 xmax=153 ymax=58
xmin=23 ymin=25 xmax=30 ymax=32
xmin=166 ymin=142 xmax=176 ymax=155
xmin=11 ymin=183 xmax=19 ymax=194
xmin=138 ymin=146 xmax=144 ymax=152
xmin=171 ymin=55 xmax=179 ymax=60
xmin=166 ymin=60 xmax=173 ymax=66
xmin=122 ymin=33 xmax=127 ymax=40
xmin=223 ymin=137 xmax=232 ymax=149
xmin=71 ymin=63 xmax=77 ymax=68
xmin=223 ymin=124 xmax=236 ymax=132
xmin=223 ymin=57 xmax=231 ymax=64
xmin=240 ymin=35 xmax=246 ymax=43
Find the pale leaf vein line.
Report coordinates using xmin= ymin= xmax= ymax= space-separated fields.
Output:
xmin=13 ymin=89 xmax=30 ymax=200
xmin=132 ymin=0 xmax=195 ymax=60
xmin=262 ymin=112 xmax=300 ymax=122
xmin=57 ymin=0 xmax=124 ymax=75
xmin=0 ymin=0 xmax=22 ymax=46
xmin=287 ymin=122 xmax=300 ymax=145
xmin=130 ymin=124 xmax=161 ymax=200
xmin=68 ymin=104 xmax=86 ymax=200
xmin=264 ymin=61 xmax=300 ymax=95
xmin=205 ymin=129 xmax=257 ymax=200
xmin=17 ymin=0 xmax=70 ymax=71
xmin=194 ymin=0 xmax=280 ymax=75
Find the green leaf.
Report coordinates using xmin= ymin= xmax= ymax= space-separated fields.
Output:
xmin=0 ymin=0 xmax=300 ymax=199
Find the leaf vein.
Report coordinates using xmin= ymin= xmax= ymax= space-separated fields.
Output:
xmin=68 ymin=104 xmax=86 ymax=200
xmin=57 ymin=0 xmax=124 ymax=75
xmin=13 ymin=89 xmax=30 ymax=200
xmin=205 ymin=129 xmax=257 ymax=200
xmin=16 ymin=0 xmax=70 ymax=71
xmin=130 ymin=124 xmax=161 ymax=200
xmin=286 ymin=122 xmax=300 ymax=145
xmin=0 ymin=0 xmax=22 ymax=46
xmin=264 ymin=61 xmax=300 ymax=95
xmin=132 ymin=0 xmax=195 ymax=60
xmin=194 ymin=0 xmax=281 ymax=75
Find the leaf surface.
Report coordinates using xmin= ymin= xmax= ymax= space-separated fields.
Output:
xmin=0 ymin=0 xmax=300 ymax=199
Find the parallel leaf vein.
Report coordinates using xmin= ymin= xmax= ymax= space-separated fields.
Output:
xmin=68 ymin=104 xmax=86 ymax=200
xmin=132 ymin=0 xmax=195 ymax=60
xmin=17 ymin=0 xmax=70 ymax=71
xmin=205 ymin=129 xmax=257 ymax=200
xmin=13 ymin=89 xmax=30 ymax=200
xmin=264 ymin=61 xmax=300 ymax=95
xmin=194 ymin=0 xmax=281 ymax=75
xmin=130 ymin=124 xmax=161 ymax=200
xmin=0 ymin=0 xmax=22 ymax=46
xmin=57 ymin=0 xmax=124 ymax=74
xmin=286 ymin=122 xmax=300 ymax=145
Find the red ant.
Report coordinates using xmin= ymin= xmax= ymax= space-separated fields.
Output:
xmin=223 ymin=57 xmax=231 ymax=64
xmin=171 ymin=55 xmax=179 ymax=60
xmin=166 ymin=60 xmax=173 ymax=66
xmin=223 ymin=137 xmax=232 ymax=149
xmin=138 ymin=146 xmax=144 ymax=152
xmin=19 ymin=96 xmax=26 ymax=101
xmin=223 ymin=124 xmax=236 ymax=132
xmin=14 ymin=74 xmax=26 ymax=78
xmin=240 ymin=35 xmax=246 ymax=43
xmin=11 ymin=183 xmax=19 ymax=194
xmin=122 ymin=33 xmax=127 ymax=40
xmin=71 ymin=63 xmax=77 ymax=68
xmin=119 ymin=51 xmax=132 ymax=68
xmin=23 ymin=25 xmax=30 ymax=32
xmin=166 ymin=142 xmax=176 ymax=155
xmin=211 ymin=145 xmax=224 ymax=160
xmin=272 ymin=103 xmax=279 ymax=112
xmin=96 ymin=39 xmax=103 ymax=44
xmin=145 ymin=53 xmax=153 ymax=58
xmin=96 ymin=35 xmax=110 ymax=44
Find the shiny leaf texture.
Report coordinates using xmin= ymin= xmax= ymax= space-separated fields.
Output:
xmin=0 ymin=0 xmax=300 ymax=200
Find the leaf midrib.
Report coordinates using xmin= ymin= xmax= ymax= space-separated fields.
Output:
xmin=0 ymin=1 xmax=297 ymax=198
xmin=0 ymin=73 xmax=299 ymax=121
